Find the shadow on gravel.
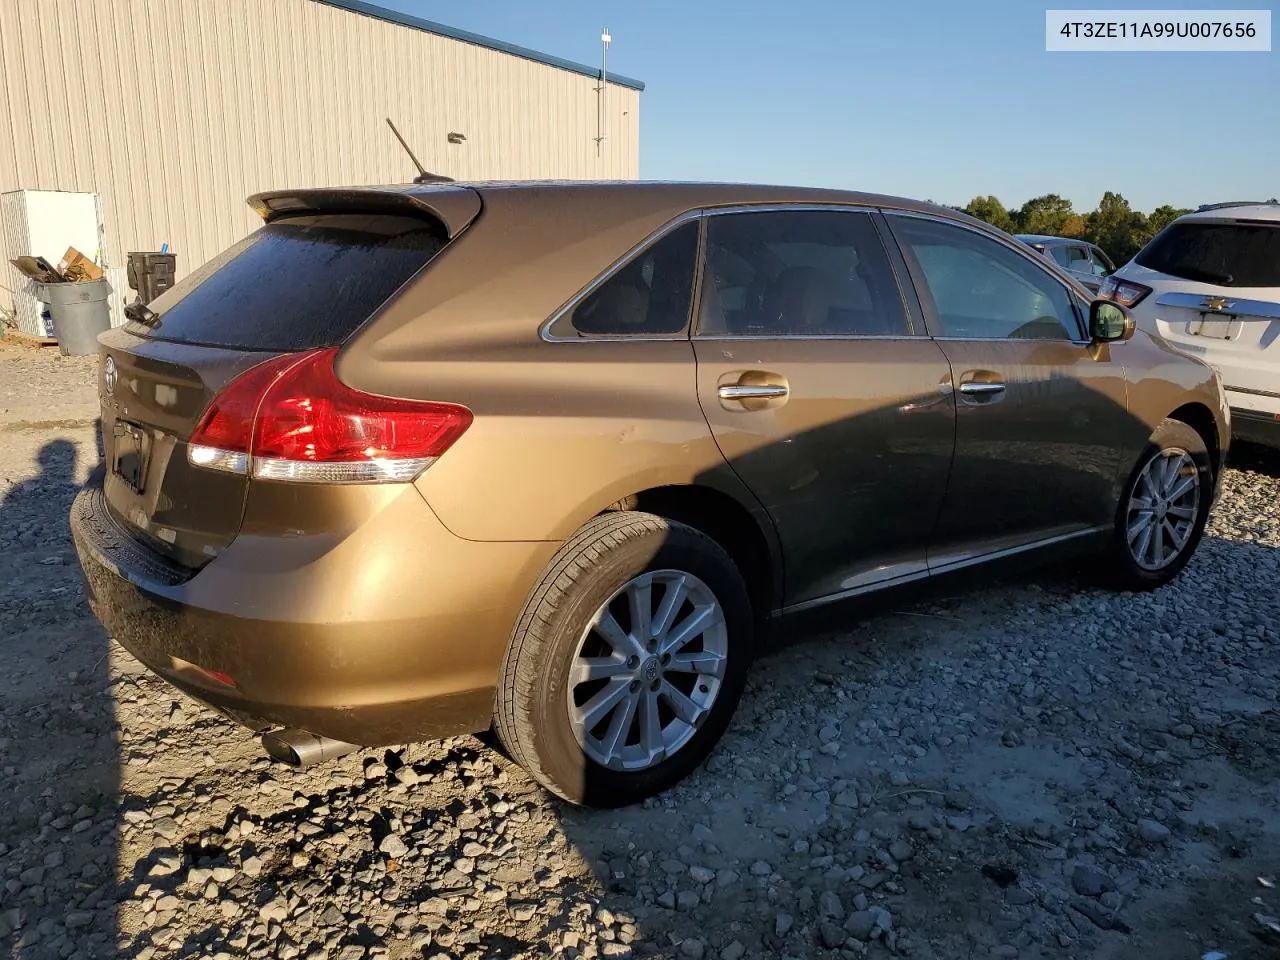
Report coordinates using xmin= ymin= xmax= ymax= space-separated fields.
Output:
xmin=0 ymin=429 xmax=121 ymax=959
xmin=1228 ymin=439 xmax=1280 ymax=477
xmin=518 ymin=526 xmax=1280 ymax=960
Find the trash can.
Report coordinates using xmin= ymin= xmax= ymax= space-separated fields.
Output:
xmin=35 ymin=279 xmax=112 ymax=356
xmin=127 ymin=251 xmax=176 ymax=305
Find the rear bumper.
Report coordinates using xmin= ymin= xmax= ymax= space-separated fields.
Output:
xmin=70 ymin=474 xmax=557 ymax=746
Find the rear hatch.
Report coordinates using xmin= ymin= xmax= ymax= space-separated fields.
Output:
xmin=97 ymin=187 xmax=479 ymax=571
xmin=1121 ymin=218 xmax=1280 ymax=395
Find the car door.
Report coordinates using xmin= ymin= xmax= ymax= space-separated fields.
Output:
xmin=884 ymin=213 xmax=1131 ymax=568
xmin=692 ymin=207 xmax=955 ymax=608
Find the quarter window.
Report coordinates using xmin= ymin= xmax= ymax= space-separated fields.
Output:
xmin=696 ymin=210 xmax=909 ymax=337
xmin=568 ymin=221 xmax=699 ymax=336
xmin=892 ymin=217 xmax=1082 ymax=341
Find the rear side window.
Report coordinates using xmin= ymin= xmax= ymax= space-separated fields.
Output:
xmin=567 ymin=221 xmax=699 ymax=337
xmin=1066 ymin=246 xmax=1090 ymax=268
xmin=1136 ymin=221 xmax=1280 ymax=287
xmin=128 ymin=213 xmax=446 ymax=350
xmin=697 ymin=209 xmax=909 ymax=337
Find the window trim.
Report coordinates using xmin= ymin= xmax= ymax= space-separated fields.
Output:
xmin=883 ymin=212 xmax=1091 ymax=344
xmin=690 ymin=203 xmax=922 ymax=341
xmin=541 ymin=210 xmax=705 ymax=342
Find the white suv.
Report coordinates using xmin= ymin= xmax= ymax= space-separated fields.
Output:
xmin=1105 ymin=202 xmax=1280 ymax=448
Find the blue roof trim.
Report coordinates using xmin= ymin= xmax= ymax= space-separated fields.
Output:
xmin=311 ymin=0 xmax=645 ymax=91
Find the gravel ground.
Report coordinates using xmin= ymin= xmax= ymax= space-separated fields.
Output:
xmin=2 ymin=336 xmax=1279 ymax=960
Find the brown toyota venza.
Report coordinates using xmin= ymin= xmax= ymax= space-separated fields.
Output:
xmin=71 ymin=182 xmax=1229 ymax=806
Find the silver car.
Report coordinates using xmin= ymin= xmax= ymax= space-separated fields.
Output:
xmin=1017 ymin=235 xmax=1116 ymax=293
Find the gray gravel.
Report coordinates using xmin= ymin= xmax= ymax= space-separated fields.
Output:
xmin=2 ymin=338 xmax=1280 ymax=959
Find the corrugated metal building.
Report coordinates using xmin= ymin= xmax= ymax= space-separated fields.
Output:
xmin=0 ymin=0 xmax=643 ymax=328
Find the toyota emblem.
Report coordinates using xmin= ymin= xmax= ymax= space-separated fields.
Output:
xmin=103 ymin=355 xmax=117 ymax=396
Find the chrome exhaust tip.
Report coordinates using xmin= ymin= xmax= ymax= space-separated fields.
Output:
xmin=261 ymin=729 xmax=358 ymax=768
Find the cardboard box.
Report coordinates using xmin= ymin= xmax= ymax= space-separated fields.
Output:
xmin=56 ymin=246 xmax=102 ymax=281
xmin=9 ymin=255 xmax=64 ymax=283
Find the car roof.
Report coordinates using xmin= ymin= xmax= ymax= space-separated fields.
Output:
xmin=1178 ymin=203 xmax=1280 ymax=223
xmin=251 ymin=180 xmax=997 ymax=244
xmin=425 ymin=179 xmax=966 ymax=216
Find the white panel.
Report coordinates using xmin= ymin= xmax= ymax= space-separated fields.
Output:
xmin=1 ymin=189 xmax=102 ymax=336
xmin=104 ymin=266 xmax=129 ymax=329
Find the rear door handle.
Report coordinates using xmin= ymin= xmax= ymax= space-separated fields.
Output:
xmin=716 ymin=372 xmax=790 ymax=411
xmin=718 ymin=384 xmax=789 ymax=400
xmin=958 ymin=382 xmax=1005 ymax=397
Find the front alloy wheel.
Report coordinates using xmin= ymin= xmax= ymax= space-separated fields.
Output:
xmin=1125 ymin=447 xmax=1201 ymax=571
xmin=1103 ymin=417 xmax=1212 ymax=591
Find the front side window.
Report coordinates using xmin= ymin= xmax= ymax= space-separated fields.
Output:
xmin=1048 ymin=246 xmax=1071 ymax=268
xmin=697 ymin=209 xmax=909 ymax=337
xmin=1087 ymin=246 xmax=1114 ymax=276
xmin=567 ymin=221 xmax=699 ymax=336
xmin=891 ymin=217 xmax=1082 ymax=341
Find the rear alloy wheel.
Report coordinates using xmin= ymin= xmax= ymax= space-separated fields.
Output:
xmin=495 ymin=512 xmax=752 ymax=807
xmin=1103 ymin=418 xmax=1212 ymax=590
xmin=567 ymin=570 xmax=728 ymax=772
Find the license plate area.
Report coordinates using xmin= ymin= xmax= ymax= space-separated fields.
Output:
xmin=112 ymin=421 xmax=151 ymax=494
xmin=1190 ymin=313 xmax=1239 ymax=339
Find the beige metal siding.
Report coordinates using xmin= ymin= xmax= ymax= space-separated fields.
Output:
xmin=0 ymin=0 xmax=640 ymax=293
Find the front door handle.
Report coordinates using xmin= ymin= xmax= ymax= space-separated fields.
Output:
xmin=716 ymin=371 xmax=790 ymax=411
xmin=718 ymin=384 xmax=789 ymax=401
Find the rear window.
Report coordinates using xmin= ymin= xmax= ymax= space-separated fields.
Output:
xmin=127 ymin=213 xmax=446 ymax=349
xmin=1135 ymin=221 xmax=1280 ymax=287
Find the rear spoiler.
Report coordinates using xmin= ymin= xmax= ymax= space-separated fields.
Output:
xmin=247 ymin=186 xmax=482 ymax=239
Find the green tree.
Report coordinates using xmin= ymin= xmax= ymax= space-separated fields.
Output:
xmin=1147 ymin=204 xmax=1190 ymax=235
xmin=1014 ymin=194 xmax=1076 ymax=236
xmin=1061 ymin=215 xmax=1086 ymax=238
xmin=962 ymin=195 xmax=1014 ymax=233
xmin=1084 ymin=191 xmax=1152 ymax=264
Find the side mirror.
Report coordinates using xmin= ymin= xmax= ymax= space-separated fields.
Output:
xmin=1090 ymin=299 xmax=1135 ymax=342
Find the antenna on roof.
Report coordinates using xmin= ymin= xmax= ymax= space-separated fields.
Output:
xmin=594 ymin=28 xmax=611 ymax=156
xmin=385 ymin=117 xmax=454 ymax=184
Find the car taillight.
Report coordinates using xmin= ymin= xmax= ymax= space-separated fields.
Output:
xmin=187 ymin=348 xmax=472 ymax=483
xmin=1099 ymin=275 xmax=1152 ymax=308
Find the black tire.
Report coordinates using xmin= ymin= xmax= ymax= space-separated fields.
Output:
xmin=1100 ymin=418 xmax=1213 ymax=591
xmin=494 ymin=511 xmax=753 ymax=807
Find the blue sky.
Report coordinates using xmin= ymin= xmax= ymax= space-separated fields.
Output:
xmin=380 ymin=1 xmax=1278 ymax=213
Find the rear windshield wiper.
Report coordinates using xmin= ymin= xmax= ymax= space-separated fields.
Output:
xmin=1176 ymin=266 xmax=1235 ymax=285
xmin=124 ymin=301 xmax=159 ymax=327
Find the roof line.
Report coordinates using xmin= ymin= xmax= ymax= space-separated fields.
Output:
xmin=310 ymin=0 xmax=645 ymax=91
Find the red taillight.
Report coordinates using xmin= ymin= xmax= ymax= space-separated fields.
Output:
xmin=187 ymin=353 xmax=308 ymax=474
xmin=1099 ymin=275 xmax=1152 ymax=308
xmin=188 ymin=348 xmax=471 ymax=483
